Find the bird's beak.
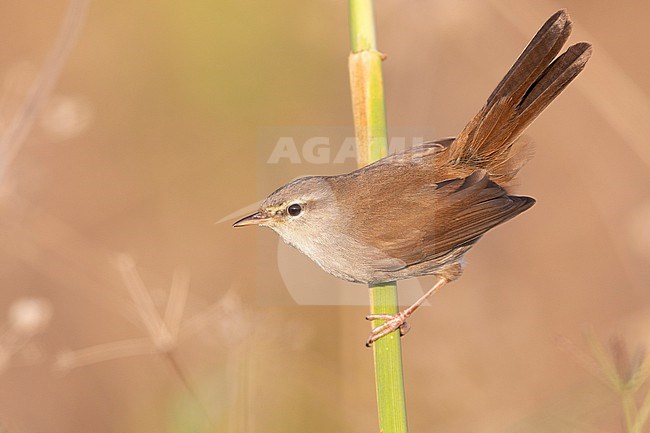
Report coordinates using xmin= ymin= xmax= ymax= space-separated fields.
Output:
xmin=232 ymin=212 xmax=270 ymax=227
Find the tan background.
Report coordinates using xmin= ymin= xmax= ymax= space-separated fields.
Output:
xmin=0 ymin=0 xmax=648 ymax=432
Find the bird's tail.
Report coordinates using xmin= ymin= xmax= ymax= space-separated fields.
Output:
xmin=447 ymin=9 xmax=592 ymax=184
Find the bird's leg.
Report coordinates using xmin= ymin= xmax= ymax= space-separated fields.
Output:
xmin=365 ymin=277 xmax=447 ymax=347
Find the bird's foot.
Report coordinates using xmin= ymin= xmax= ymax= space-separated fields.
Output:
xmin=365 ymin=312 xmax=411 ymax=347
xmin=363 ymin=277 xmax=448 ymax=347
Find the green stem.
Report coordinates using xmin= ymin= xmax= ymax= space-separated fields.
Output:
xmin=348 ymin=1 xmax=408 ymax=432
xmin=368 ymin=282 xmax=408 ymax=433
xmin=633 ymin=388 xmax=650 ymax=433
xmin=623 ymin=391 xmax=637 ymax=433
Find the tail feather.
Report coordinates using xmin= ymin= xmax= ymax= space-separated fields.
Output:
xmin=513 ymin=42 xmax=592 ymax=138
xmin=488 ymin=9 xmax=572 ymax=106
xmin=447 ymin=10 xmax=592 ymax=184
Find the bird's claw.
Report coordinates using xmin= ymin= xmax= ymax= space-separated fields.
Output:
xmin=365 ymin=312 xmax=410 ymax=347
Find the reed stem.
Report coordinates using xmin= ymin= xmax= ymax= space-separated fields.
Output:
xmin=348 ymin=1 xmax=409 ymax=432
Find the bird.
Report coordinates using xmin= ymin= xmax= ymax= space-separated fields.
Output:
xmin=234 ymin=10 xmax=592 ymax=345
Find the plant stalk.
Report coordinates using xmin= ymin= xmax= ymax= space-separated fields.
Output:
xmin=348 ymin=1 xmax=409 ymax=432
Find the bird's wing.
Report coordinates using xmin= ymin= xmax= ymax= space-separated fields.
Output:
xmin=348 ymin=170 xmax=535 ymax=270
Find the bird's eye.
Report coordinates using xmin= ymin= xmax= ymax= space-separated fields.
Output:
xmin=287 ymin=203 xmax=302 ymax=217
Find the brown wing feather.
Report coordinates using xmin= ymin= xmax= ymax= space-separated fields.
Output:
xmin=385 ymin=172 xmax=534 ymax=268
xmin=336 ymin=170 xmax=534 ymax=271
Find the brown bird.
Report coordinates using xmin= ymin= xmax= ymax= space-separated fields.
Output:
xmin=234 ymin=10 xmax=592 ymax=345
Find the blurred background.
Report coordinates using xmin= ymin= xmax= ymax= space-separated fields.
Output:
xmin=0 ymin=0 xmax=648 ymax=432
